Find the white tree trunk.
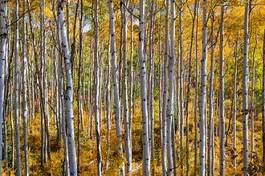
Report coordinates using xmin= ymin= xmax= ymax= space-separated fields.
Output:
xmin=162 ymin=1 xmax=170 ymax=175
xmin=58 ymin=1 xmax=77 ymax=175
xmin=243 ymin=1 xmax=250 ymax=175
xmin=166 ymin=0 xmax=176 ymax=175
xmin=208 ymin=11 xmax=215 ymax=176
xmin=139 ymin=0 xmax=150 ymax=175
xmin=250 ymin=36 xmax=257 ymax=160
xmin=22 ymin=0 xmax=29 ymax=174
xmin=200 ymin=0 xmax=207 ymax=175
xmin=121 ymin=1 xmax=132 ymax=172
xmin=93 ymin=0 xmax=102 ymax=175
xmin=178 ymin=1 xmax=184 ymax=174
xmin=108 ymin=0 xmax=125 ymax=175
xmin=0 ymin=0 xmax=7 ymax=173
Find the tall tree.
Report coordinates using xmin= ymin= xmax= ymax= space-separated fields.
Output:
xmin=93 ymin=0 xmax=102 ymax=175
xmin=109 ymin=0 xmax=125 ymax=175
xmin=250 ymin=35 xmax=257 ymax=160
xmin=194 ymin=1 xmax=200 ymax=173
xmin=242 ymin=1 xmax=250 ymax=175
xmin=162 ymin=0 xmax=170 ymax=175
xmin=129 ymin=6 xmax=134 ymax=171
xmin=14 ymin=0 xmax=22 ymax=175
xmin=178 ymin=0 xmax=185 ymax=174
xmin=200 ymin=0 xmax=208 ymax=175
xmin=58 ymin=0 xmax=77 ymax=175
xmin=22 ymin=0 xmax=29 ymax=175
xmin=208 ymin=10 xmax=215 ymax=176
xmin=0 ymin=0 xmax=7 ymax=173
xmin=139 ymin=0 xmax=150 ymax=174
xmin=219 ymin=5 xmax=225 ymax=176
xmin=121 ymin=0 xmax=132 ymax=172
xmin=77 ymin=0 xmax=83 ymax=173
xmin=185 ymin=0 xmax=198 ymax=175
xmin=166 ymin=0 xmax=176 ymax=175
xmin=232 ymin=36 xmax=238 ymax=171
xmin=148 ymin=0 xmax=155 ymax=167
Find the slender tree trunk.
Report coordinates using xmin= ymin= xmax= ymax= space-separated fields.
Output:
xmin=14 ymin=0 xmax=21 ymax=175
xmin=3 ymin=26 xmax=10 ymax=170
xmin=106 ymin=35 xmax=112 ymax=171
xmin=194 ymin=2 xmax=200 ymax=174
xmin=129 ymin=7 xmax=134 ymax=170
xmin=121 ymin=1 xmax=132 ymax=172
xmin=158 ymin=11 xmax=163 ymax=166
xmin=250 ymin=36 xmax=257 ymax=161
xmin=93 ymin=0 xmax=102 ymax=175
xmin=40 ymin=0 xmax=51 ymax=162
xmin=22 ymin=0 xmax=29 ymax=174
xmin=219 ymin=5 xmax=225 ymax=176
xmin=185 ymin=0 xmax=197 ymax=175
xmin=148 ymin=0 xmax=155 ymax=168
xmin=208 ymin=11 xmax=215 ymax=176
xmin=139 ymin=0 xmax=150 ymax=174
xmin=243 ymin=1 xmax=250 ymax=175
xmin=232 ymin=36 xmax=238 ymax=171
xmin=108 ymin=0 xmax=125 ymax=175
xmin=77 ymin=0 xmax=83 ymax=173
xmin=129 ymin=7 xmax=134 ymax=174
xmin=262 ymin=29 xmax=265 ymax=173
xmin=0 ymin=0 xmax=7 ymax=173
xmin=200 ymin=1 xmax=207 ymax=175
xmin=178 ymin=1 xmax=184 ymax=174
xmin=166 ymin=0 xmax=176 ymax=175
xmin=58 ymin=1 xmax=78 ymax=175
xmin=11 ymin=78 xmax=15 ymax=169
xmin=162 ymin=1 xmax=170 ymax=175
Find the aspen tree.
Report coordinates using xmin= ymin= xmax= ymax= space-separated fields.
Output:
xmin=232 ymin=37 xmax=238 ymax=170
xmin=208 ymin=10 xmax=215 ymax=176
xmin=148 ymin=0 xmax=155 ymax=166
xmin=185 ymin=0 xmax=198 ymax=175
xmin=243 ymin=1 xmax=250 ymax=175
xmin=139 ymin=0 xmax=150 ymax=174
xmin=250 ymin=36 xmax=257 ymax=160
xmin=22 ymin=0 xmax=29 ymax=174
xmin=93 ymin=0 xmax=102 ymax=174
xmin=194 ymin=2 xmax=200 ymax=174
xmin=14 ymin=0 xmax=22 ymax=175
xmin=106 ymin=36 xmax=112 ymax=171
xmin=58 ymin=0 xmax=78 ymax=175
xmin=77 ymin=0 xmax=83 ymax=173
xmin=178 ymin=1 xmax=184 ymax=173
xmin=129 ymin=6 xmax=134 ymax=167
xmin=219 ymin=5 xmax=225 ymax=176
xmin=109 ymin=0 xmax=125 ymax=174
xmin=0 ymin=0 xmax=7 ymax=173
xmin=121 ymin=0 xmax=132 ymax=172
xmin=166 ymin=0 xmax=176 ymax=175
xmin=162 ymin=1 xmax=170 ymax=175
xmin=200 ymin=0 xmax=208 ymax=175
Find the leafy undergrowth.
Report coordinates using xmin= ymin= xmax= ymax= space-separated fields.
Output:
xmin=1 ymin=101 xmax=265 ymax=175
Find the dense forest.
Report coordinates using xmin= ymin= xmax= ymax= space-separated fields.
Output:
xmin=0 ymin=0 xmax=264 ymax=175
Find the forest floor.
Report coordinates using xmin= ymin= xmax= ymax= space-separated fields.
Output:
xmin=2 ymin=101 xmax=265 ymax=175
